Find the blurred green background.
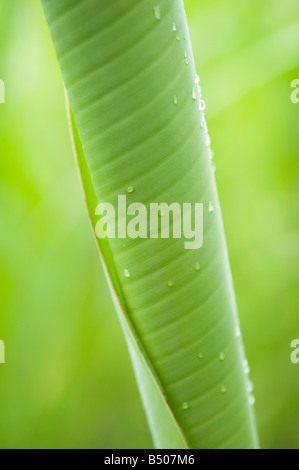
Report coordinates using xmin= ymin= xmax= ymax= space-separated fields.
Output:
xmin=0 ymin=0 xmax=298 ymax=449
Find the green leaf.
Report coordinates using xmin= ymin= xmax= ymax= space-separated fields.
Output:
xmin=67 ymin=100 xmax=188 ymax=449
xmin=42 ymin=0 xmax=259 ymax=449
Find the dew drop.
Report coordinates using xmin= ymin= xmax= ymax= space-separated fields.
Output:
xmin=247 ymin=380 xmax=254 ymax=393
xmin=185 ymin=58 xmax=189 ymax=66
xmin=199 ymin=99 xmax=206 ymax=111
xmin=198 ymin=352 xmax=204 ymax=360
xmin=184 ymin=50 xmax=188 ymax=58
xmin=243 ymin=359 xmax=250 ymax=375
xmin=195 ymin=261 xmax=201 ymax=272
xmin=154 ymin=5 xmax=161 ymax=20
xmin=209 ymin=149 xmax=215 ymax=160
xmin=192 ymin=87 xmax=197 ymax=101
xmin=173 ymin=95 xmax=178 ymax=105
xmin=172 ymin=22 xmax=177 ymax=32
xmin=176 ymin=35 xmax=181 ymax=42
xmin=195 ymin=74 xmax=200 ymax=85
xmin=219 ymin=351 xmax=225 ymax=361
xmin=124 ymin=269 xmax=131 ymax=278
xmin=235 ymin=324 xmax=241 ymax=337
xmin=209 ymin=201 xmax=214 ymax=213
xmin=167 ymin=280 xmax=174 ymax=288
xmin=211 ymin=161 xmax=217 ymax=172
xmin=182 ymin=401 xmax=189 ymax=410
xmin=221 ymin=386 xmax=227 ymax=394
xmin=249 ymin=395 xmax=256 ymax=406
xmin=127 ymin=186 xmax=134 ymax=194
xmin=205 ymin=134 xmax=211 ymax=147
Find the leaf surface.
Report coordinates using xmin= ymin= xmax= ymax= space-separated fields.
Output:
xmin=42 ymin=0 xmax=259 ymax=449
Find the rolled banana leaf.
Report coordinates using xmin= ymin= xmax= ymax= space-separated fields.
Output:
xmin=41 ymin=0 xmax=259 ymax=449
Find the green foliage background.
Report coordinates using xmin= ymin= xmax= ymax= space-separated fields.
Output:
xmin=0 ymin=0 xmax=298 ymax=449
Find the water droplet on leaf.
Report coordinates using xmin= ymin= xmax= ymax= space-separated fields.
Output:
xmin=219 ymin=352 xmax=225 ymax=361
xmin=154 ymin=5 xmax=161 ymax=20
xmin=205 ymin=134 xmax=211 ymax=147
xmin=195 ymin=262 xmax=201 ymax=272
xmin=247 ymin=380 xmax=254 ymax=393
xmin=249 ymin=395 xmax=256 ymax=406
xmin=243 ymin=359 xmax=250 ymax=375
xmin=199 ymin=99 xmax=206 ymax=111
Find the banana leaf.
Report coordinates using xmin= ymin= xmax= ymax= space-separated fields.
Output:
xmin=41 ymin=0 xmax=259 ymax=449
